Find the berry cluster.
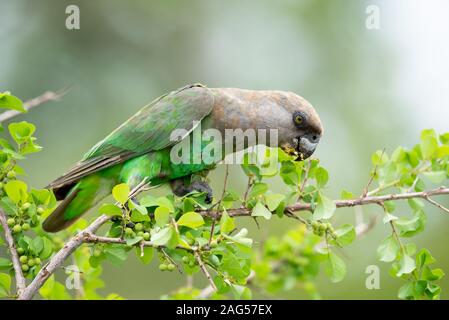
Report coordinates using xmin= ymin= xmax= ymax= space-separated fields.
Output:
xmin=310 ymin=221 xmax=337 ymax=238
xmin=17 ymin=247 xmax=41 ymax=274
xmin=123 ymin=222 xmax=150 ymax=240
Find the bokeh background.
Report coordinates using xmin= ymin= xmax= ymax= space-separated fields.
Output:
xmin=1 ymin=0 xmax=449 ymax=299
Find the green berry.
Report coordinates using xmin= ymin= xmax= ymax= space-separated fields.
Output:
xmin=21 ymin=264 xmax=29 ymax=272
xmin=125 ymin=227 xmax=133 ymax=236
xmin=12 ymin=224 xmax=22 ymax=233
xmin=22 ymin=223 xmax=30 ymax=231
xmin=159 ymin=263 xmax=168 ymax=271
xmin=136 ymin=231 xmax=144 ymax=237
xmin=143 ymin=232 xmax=150 ymax=241
xmin=7 ymin=218 xmax=15 ymax=226
xmin=19 ymin=255 xmax=28 ymax=263
xmin=134 ymin=223 xmax=143 ymax=231
xmin=7 ymin=171 xmax=16 ymax=179
xmin=93 ymin=249 xmax=102 ymax=257
xmin=21 ymin=202 xmax=31 ymax=210
xmin=188 ymin=261 xmax=195 ymax=267
xmin=27 ymin=259 xmax=35 ymax=267
xmin=167 ymin=263 xmax=175 ymax=271
xmin=210 ymin=240 xmax=218 ymax=248
xmin=182 ymin=256 xmax=190 ymax=263
xmin=35 ymin=258 xmax=41 ymax=265
xmin=37 ymin=207 xmax=45 ymax=215
xmin=17 ymin=248 xmax=25 ymax=255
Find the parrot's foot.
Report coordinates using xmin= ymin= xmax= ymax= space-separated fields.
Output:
xmin=170 ymin=179 xmax=213 ymax=204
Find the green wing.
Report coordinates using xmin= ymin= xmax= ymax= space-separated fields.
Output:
xmin=48 ymin=83 xmax=214 ymax=190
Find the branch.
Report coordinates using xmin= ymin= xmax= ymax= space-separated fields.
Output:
xmin=194 ymin=251 xmax=217 ymax=292
xmin=0 ymin=87 xmax=70 ymax=122
xmin=200 ymin=187 xmax=449 ymax=218
xmin=17 ymin=214 xmax=110 ymax=300
xmin=0 ymin=208 xmax=26 ymax=295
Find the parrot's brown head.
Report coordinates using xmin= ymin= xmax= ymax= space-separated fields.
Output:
xmin=275 ymin=91 xmax=323 ymax=161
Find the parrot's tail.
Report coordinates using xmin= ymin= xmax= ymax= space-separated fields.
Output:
xmin=42 ymin=175 xmax=114 ymax=232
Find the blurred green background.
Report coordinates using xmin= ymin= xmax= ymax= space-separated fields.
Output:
xmin=1 ymin=0 xmax=449 ymax=299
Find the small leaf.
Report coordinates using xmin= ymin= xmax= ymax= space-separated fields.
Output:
xmin=220 ymin=210 xmax=235 ymax=234
xmin=397 ymin=255 xmax=416 ymax=277
xmin=136 ymin=246 xmax=154 ymax=264
xmin=422 ymin=171 xmax=446 ymax=184
xmin=0 ymin=93 xmax=25 ymax=112
xmin=126 ymin=236 xmax=143 ymax=246
xmin=177 ymin=212 xmax=204 ymax=228
xmin=112 ymin=183 xmax=129 ymax=204
xmin=0 ymin=273 xmax=11 ymax=292
xmin=98 ymin=203 xmax=122 ymax=216
xmin=4 ymin=180 xmax=28 ymax=204
xmin=340 ymin=189 xmax=354 ymax=200
xmin=251 ymin=201 xmax=272 ymax=220
xmin=313 ymin=193 xmax=336 ymax=220
xmin=420 ymin=129 xmax=438 ymax=160
xmin=325 ymin=251 xmax=346 ymax=283
xmin=333 ymin=224 xmax=355 ymax=246
xmin=315 ymin=167 xmax=329 ymax=188
xmin=154 ymin=206 xmax=170 ymax=227
xmin=377 ymin=235 xmax=399 ymax=262
xmin=151 ymin=227 xmax=173 ymax=246
xmin=264 ymin=193 xmax=285 ymax=211
xmin=416 ymin=248 xmax=436 ymax=269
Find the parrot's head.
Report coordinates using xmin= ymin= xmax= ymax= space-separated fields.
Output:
xmin=276 ymin=92 xmax=323 ymax=161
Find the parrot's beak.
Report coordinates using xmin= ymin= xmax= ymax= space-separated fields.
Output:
xmin=291 ymin=133 xmax=320 ymax=161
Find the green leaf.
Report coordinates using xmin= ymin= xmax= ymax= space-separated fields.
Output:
xmin=325 ymin=251 xmax=346 ymax=283
xmin=372 ymin=150 xmax=388 ymax=165
xmin=395 ymin=210 xmax=426 ymax=237
xmin=264 ymin=193 xmax=285 ymax=211
xmin=136 ymin=246 xmax=154 ymax=264
xmin=377 ymin=235 xmax=399 ymax=262
xmin=154 ymin=206 xmax=170 ymax=227
xmin=126 ymin=236 xmax=143 ymax=246
xmin=397 ymin=255 xmax=416 ymax=277
xmin=0 ymin=258 xmax=12 ymax=270
xmin=177 ymin=212 xmax=204 ymax=228
xmin=0 ymin=273 xmax=11 ymax=293
xmin=220 ymin=210 xmax=235 ymax=234
xmin=4 ymin=180 xmax=28 ymax=204
xmin=112 ymin=183 xmax=129 ymax=204
xmin=8 ymin=121 xmax=35 ymax=144
xmin=104 ymin=245 xmax=128 ymax=266
xmin=315 ymin=167 xmax=329 ymax=188
xmin=39 ymin=237 xmax=54 ymax=259
xmin=156 ymin=197 xmax=175 ymax=213
xmin=98 ymin=203 xmax=122 ymax=216
xmin=340 ymin=189 xmax=354 ymax=200
xmin=128 ymin=200 xmax=147 ymax=215
xmin=422 ymin=267 xmax=444 ymax=281
xmin=420 ymin=129 xmax=438 ymax=159
xmin=251 ymin=201 xmax=272 ymax=220
xmin=151 ymin=227 xmax=173 ymax=246
xmin=249 ymin=183 xmax=268 ymax=199
xmin=416 ymin=248 xmax=436 ymax=269
xmin=332 ymin=224 xmax=355 ymax=246
xmin=0 ymin=92 xmax=25 ymax=112
xmin=440 ymin=133 xmax=449 ymax=145
xmin=313 ymin=193 xmax=336 ymax=220
xmin=421 ymin=171 xmax=446 ymax=184
xmin=30 ymin=236 xmax=44 ymax=255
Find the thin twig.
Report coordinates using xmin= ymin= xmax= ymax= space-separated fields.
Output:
xmin=0 ymin=87 xmax=70 ymax=122
xmin=362 ymin=148 xmax=385 ymax=198
xmin=425 ymin=196 xmax=449 ymax=214
xmin=194 ymin=251 xmax=217 ymax=292
xmin=0 ymin=208 xmax=26 ymax=295
xmin=208 ymin=165 xmax=229 ymax=246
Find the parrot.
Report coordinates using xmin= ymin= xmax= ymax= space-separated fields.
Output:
xmin=42 ymin=83 xmax=323 ymax=232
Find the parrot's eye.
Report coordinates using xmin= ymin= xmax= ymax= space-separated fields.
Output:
xmin=293 ymin=111 xmax=307 ymax=127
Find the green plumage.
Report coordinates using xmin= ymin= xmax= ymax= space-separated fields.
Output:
xmin=43 ymin=84 xmax=215 ymax=232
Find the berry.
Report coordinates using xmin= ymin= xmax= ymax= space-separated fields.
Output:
xmin=188 ymin=261 xmax=195 ymax=267
xmin=159 ymin=263 xmax=168 ymax=271
xmin=143 ymin=232 xmax=150 ymax=241
xmin=210 ymin=240 xmax=218 ymax=248
xmin=17 ymin=248 xmax=25 ymax=255
xmin=182 ymin=256 xmax=190 ymax=263
xmin=19 ymin=255 xmax=28 ymax=264
xmin=124 ymin=227 xmax=134 ymax=236
xmin=7 ymin=171 xmax=16 ymax=179
xmin=93 ymin=249 xmax=102 ymax=257
xmin=12 ymin=224 xmax=22 ymax=233
xmin=21 ymin=264 xmax=29 ymax=272
xmin=7 ymin=218 xmax=15 ymax=226
xmin=21 ymin=202 xmax=31 ymax=210
xmin=136 ymin=231 xmax=144 ymax=237
xmin=22 ymin=223 xmax=30 ymax=231
xmin=35 ymin=258 xmax=41 ymax=265
xmin=134 ymin=223 xmax=143 ymax=231
xmin=27 ymin=259 xmax=35 ymax=267
xmin=37 ymin=207 xmax=45 ymax=215
xmin=167 ymin=263 xmax=175 ymax=271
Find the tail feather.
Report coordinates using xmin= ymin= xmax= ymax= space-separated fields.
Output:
xmin=42 ymin=189 xmax=81 ymax=232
